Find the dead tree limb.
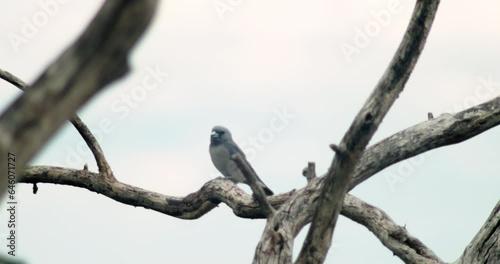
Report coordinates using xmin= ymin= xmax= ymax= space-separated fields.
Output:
xmin=454 ymin=200 xmax=500 ymax=264
xmin=18 ymin=97 xmax=500 ymax=264
xmin=0 ymin=0 xmax=157 ymax=196
xmin=0 ymin=69 xmax=114 ymax=180
xmin=350 ymin=96 xmax=500 ymax=191
xmin=20 ymin=166 xmax=294 ymax=220
xmin=296 ymin=1 xmax=441 ymax=262
xmin=18 ymin=97 xmax=500 ymax=222
xmin=342 ymin=194 xmax=444 ymax=264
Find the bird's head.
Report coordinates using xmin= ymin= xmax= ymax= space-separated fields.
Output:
xmin=210 ymin=126 xmax=232 ymax=144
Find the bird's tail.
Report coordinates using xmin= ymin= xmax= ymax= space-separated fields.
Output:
xmin=258 ymin=182 xmax=274 ymax=196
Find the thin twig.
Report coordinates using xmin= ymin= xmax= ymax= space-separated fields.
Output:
xmin=0 ymin=68 xmax=28 ymax=88
xmin=0 ymin=68 xmax=114 ymax=180
xmin=70 ymin=115 xmax=114 ymax=179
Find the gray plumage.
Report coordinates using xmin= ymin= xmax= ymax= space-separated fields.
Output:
xmin=209 ymin=126 xmax=274 ymax=196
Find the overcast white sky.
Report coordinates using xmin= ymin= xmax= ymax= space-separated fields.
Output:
xmin=1 ymin=0 xmax=499 ymax=263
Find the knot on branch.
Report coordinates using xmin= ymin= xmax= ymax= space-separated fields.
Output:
xmin=302 ymin=162 xmax=316 ymax=184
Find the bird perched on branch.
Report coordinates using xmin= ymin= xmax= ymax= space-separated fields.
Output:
xmin=209 ymin=126 xmax=274 ymax=196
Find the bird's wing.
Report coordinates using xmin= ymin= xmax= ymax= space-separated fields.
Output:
xmin=219 ymin=140 xmax=274 ymax=195
xmin=224 ymin=140 xmax=246 ymax=158
xmin=224 ymin=140 xmax=271 ymax=184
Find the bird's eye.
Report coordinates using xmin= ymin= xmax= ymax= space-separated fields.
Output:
xmin=220 ymin=131 xmax=225 ymax=135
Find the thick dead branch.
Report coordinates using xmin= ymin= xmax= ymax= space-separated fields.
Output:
xmin=295 ymin=1 xmax=441 ymax=263
xmin=253 ymin=183 xmax=445 ymax=264
xmin=231 ymin=153 xmax=275 ymax=217
xmin=18 ymin=97 xmax=500 ymax=222
xmin=0 ymin=0 xmax=157 ymax=196
xmin=253 ymin=179 xmax=323 ymax=264
xmin=455 ymin=200 xmax=500 ymax=264
xmin=350 ymin=96 xmax=500 ymax=190
xmin=18 ymin=97 xmax=500 ymax=263
xmin=20 ymin=166 xmax=294 ymax=219
xmin=0 ymin=69 xmax=114 ymax=180
xmin=342 ymin=194 xmax=444 ymax=264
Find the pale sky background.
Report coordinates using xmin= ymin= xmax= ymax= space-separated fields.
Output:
xmin=0 ymin=1 xmax=499 ymax=263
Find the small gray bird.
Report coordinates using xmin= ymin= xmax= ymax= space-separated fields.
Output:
xmin=209 ymin=126 xmax=274 ymax=196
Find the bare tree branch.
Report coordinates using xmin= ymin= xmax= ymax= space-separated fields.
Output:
xmin=255 ymin=173 xmax=443 ymax=264
xmin=0 ymin=0 xmax=157 ymax=196
xmin=342 ymin=194 xmax=444 ymax=264
xmin=455 ymin=200 xmax=500 ymax=264
xmin=69 ymin=115 xmax=114 ymax=180
xmin=350 ymin=96 xmax=500 ymax=191
xmin=18 ymin=97 xmax=500 ymax=222
xmin=255 ymin=98 xmax=500 ymax=262
xmin=0 ymin=68 xmax=29 ymax=88
xmin=231 ymin=153 xmax=275 ymax=218
xmin=17 ymin=95 xmax=500 ymax=264
xmin=18 ymin=96 xmax=500 ymax=264
xmin=17 ymin=97 xmax=500 ymax=264
xmin=296 ymin=1 xmax=441 ymax=263
xmin=253 ymin=178 xmax=323 ymax=264
xmin=20 ymin=166 xmax=294 ymax=220
xmin=0 ymin=68 xmax=114 ymax=180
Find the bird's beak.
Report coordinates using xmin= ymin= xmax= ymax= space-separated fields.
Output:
xmin=211 ymin=131 xmax=219 ymax=138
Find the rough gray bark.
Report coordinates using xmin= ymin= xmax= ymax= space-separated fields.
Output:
xmin=342 ymin=195 xmax=444 ymax=264
xmin=351 ymin=96 xmax=500 ymax=191
xmin=0 ymin=0 xmax=157 ymax=196
xmin=454 ymin=201 xmax=500 ymax=264
xmin=295 ymin=1 xmax=441 ymax=263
